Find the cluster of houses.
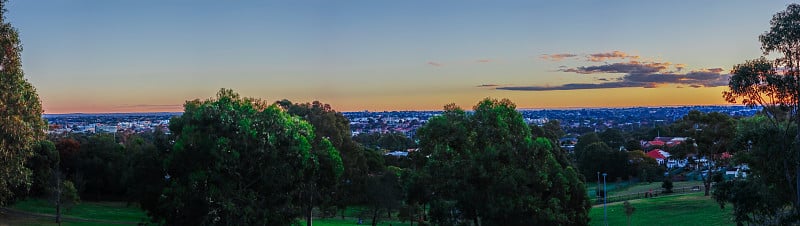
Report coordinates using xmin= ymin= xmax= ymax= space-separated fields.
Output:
xmin=641 ymin=137 xmax=745 ymax=178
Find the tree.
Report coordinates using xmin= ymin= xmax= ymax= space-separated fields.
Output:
xmin=578 ymin=141 xmax=630 ymax=181
xmin=627 ymin=150 xmax=663 ymax=183
xmin=723 ymin=3 xmax=800 ymax=216
xmin=277 ymin=100 xmax=370 ymax=224
xmin=714 ymin=116 xmax=797 ymax=225
xmin=0 ymin=0 xmax=47 ymax=205
xmin=574 ymin=132 xmax=602 ymax=163
xmin=600 ymin=128 xmax=626 ymax=151
xmin=152 ymin=89 xmax=343 ymax=225
xmin=414 ymin=99 xmax=590 ymax=225
xmin=623 ymin=201 xmax=635 ymax=226
xmin=28 ymin=141 xmax=59 ymax=197
xmin=120 ymin=132 xmax=168 ymax=217
xmin=662 ymin=177 xmax=673 ymax=193
xmin=365 ymin=170 xmax=402 ymax=226
xmin=672 ymin=111 xmax=735 ymax=196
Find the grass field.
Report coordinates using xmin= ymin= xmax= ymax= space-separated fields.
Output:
xmin=6 ymin=192 xmax=733 ymax=226
xmin=311 ymin=218 xmax=411 ymax=226
xmin=589 ymin=192 xmax=733 ymax=226
xmin=6 ymin=198 xmax=148 ymax=225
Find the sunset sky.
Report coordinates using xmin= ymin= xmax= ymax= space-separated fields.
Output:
xmin=7 ymin=1 xmax=796 ymax=113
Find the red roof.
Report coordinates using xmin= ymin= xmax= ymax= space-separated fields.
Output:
xmin=646 ymin=150 xmax=666 ymax=160
xmin=647 ymin=140 xmax=665 ymax=147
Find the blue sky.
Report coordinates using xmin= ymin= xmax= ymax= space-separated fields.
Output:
xmin=7 ymin=0 xmax=795 ymax=113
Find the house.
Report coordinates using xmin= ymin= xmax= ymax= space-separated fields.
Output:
xmin=646 ymin=149 xmax=669 ymax=165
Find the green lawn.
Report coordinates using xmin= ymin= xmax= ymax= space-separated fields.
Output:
xmin=609 ymin=181 xmax=704 ymax=196
xmin=311 ymin=218 xmax=411 ymax=226
xmin=589 ymin=193 xmax=733 ymax=226
xmin=10 ymin=198 xmax=149 ymax=223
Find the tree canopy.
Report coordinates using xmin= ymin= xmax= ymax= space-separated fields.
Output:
xmin=414 ymin=98 xmax=590 ymax=225
xmin=719 ymin=3 xmax=800 ymax=224
xmin=152 ymin=89 xmax=343 ymax=225
xmin=0 ymin=0 xmax=47 ymax=205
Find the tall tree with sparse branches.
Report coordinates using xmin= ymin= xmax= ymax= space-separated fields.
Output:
xmin=0 ymin=0 xmax=47 ymax=205
xmin=723 ymin=3 xmax=800 ymax=220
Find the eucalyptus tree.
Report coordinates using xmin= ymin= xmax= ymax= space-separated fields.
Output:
xmin=0 ymin=0 xmax=47 ymax=205
xmin=722 ymin=3 xmax=800 ymax=222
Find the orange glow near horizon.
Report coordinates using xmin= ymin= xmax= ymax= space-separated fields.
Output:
xmin=40 ymin=86 xmax=733 ymax=114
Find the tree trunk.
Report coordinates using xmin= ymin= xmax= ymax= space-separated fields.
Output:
xmin=306 ymin=203 xmax=313 ymax=226
xmin=55 ymin=171 xmax=62 ymax=225
xmin=372 ymin=208 xmax=379 ymax=226
xmin=796 ymin=164 xmax=800 ymax=212
xmin=704 ymin=164 xmax=711 ymax=196
xmin=795 ymin=107 xmax=800 ymax=213
xmin=306 ymin=184 xmax=314 ymax=226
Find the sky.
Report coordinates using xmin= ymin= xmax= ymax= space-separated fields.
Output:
xmin=6 ymin=0 xmax=797 ymax=113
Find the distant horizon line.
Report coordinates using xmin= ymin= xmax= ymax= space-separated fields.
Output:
xmin=42 ymin=104 xmax=755 ymax=115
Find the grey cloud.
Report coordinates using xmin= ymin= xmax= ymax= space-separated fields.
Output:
xmin=561 ymin=62 xmax=667 ymax=74
xmin=541 ymin=53 xmax=578 ymax=61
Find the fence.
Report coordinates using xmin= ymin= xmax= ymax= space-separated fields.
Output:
xmin=594 ymin=185 xmax=704 ymax=205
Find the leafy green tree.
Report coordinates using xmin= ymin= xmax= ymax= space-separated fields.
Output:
xmin=671 ymin=111 xmax=735 ymax=195
xmin=574 ymin=132 xmax=602 ymax=163
xmin=365 ymin=170 xmax=402 ymax=226
xmin=624 ymin=139 xmax=643 ymax=153
xmin=714 ymin=116 xmax=797 ymax=225
xmin=600 ymin=128 xmax=626 ymax=151
xmin=662 ymin=177 xmax=673 ymax=193
xmin=277 ymin=100 xmax=370 ymax=223
xmin=354 ymin=132 xmax=416 ymax=151
xmin=76 ymin=134 xmax=126 ymax=199
xmin=121 ymin=132 xmax=168 ymax=218
xmin=415 ymin=99 xmax=590 ymax=225
xmin=714 ymin=176 xmax=785 ymax=226
xmin=0 ymin=0 xmax=47 ymax=205
xmin=627 ymin=150 xmax=663 ymax=183
xmin=28 ymin=141 xmax=59 ymax=197
xmin=723 ymin=3 xmax=800 ymax=216
xmin=153 ymin=89 xmax=343 ymax=225
xmin=531 ymin=120 xmax=565 ymax=142
xmin=578 ymin=142 xmax=630 ymax=180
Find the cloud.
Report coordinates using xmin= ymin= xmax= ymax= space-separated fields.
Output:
xmin=498 ymin=82 xmax=645 ymax=91
xmin=497 ymin=69 xmax=729 ymax=91
xmin=675 ymin=63 xmax=686 ymax=71
xmin=587 ymin=51 xmax=639 ymax=62
xmin=477 ymin=59 xmax=491 ymax=63
xmin=540 ymin=53 xmax=578 ymax=61
xmin=704 ymin=68 xmax=724 ymax=73
xmin=476 ymin=84 xmax=499 ymax=87
xmin=427 ymin=61 xmax=443 ymax=67
xmin=560 ymin=61 xmax=669 ymax=74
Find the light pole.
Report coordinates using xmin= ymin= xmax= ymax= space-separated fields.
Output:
xmin=596 ymin=172 xmax=600 ymax=201
xmin=603 ymin=173 xmax=608 ymax=226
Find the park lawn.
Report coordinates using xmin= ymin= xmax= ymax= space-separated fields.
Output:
xmin=609 ymin=181 xmax=704 ymax=196
xmin=589 ymin=193 xmax=733 ymax=226
xmin=311 ymin=218 xmax=411 ymax=226
xmin=10 ymin=198 xmax=148 ymax=223
xmin=0 ymin=212 xmax=117 ymax=226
